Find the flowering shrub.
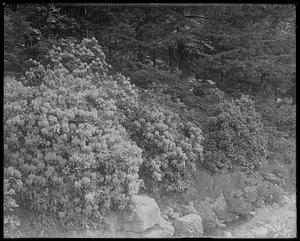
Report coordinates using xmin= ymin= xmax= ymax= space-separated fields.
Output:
xmin=126 ymin=89 xmax=204 ymax=193
xmin=203 ymin=94 xmax=268 ymax=174
xmin=4 ymin=167 xmax=22 ymax=236
xmin=4 ymin=38 xmax=143 ymax=229
xmin=20 ymin=37 xmax=110 ymax=87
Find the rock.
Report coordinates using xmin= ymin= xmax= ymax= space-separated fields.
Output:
xmin=243 ymin=186 xmax=258 ymax=204
xmin=170 ymin=212 xmax=180 ymax=220
xmin=143 ymin=218 xmax=175 ymax=238
xmin=103 ymin=211 xmax=118 ymax=233
xmin=249 ymin=211 xmax=256 ymax=217
xmin=143 ymin=229 xmax=172 ymax=238
xmin=181 ymin=205 xmax=199 ymax=216
xmin=217 ymin=222 xmax=226 ymax=228
xmin=253 ymin=226 xmax=271 ymax=238
xmin=121 ymin=195 xmax=161 ymax=233
xmin=161 ymin=213 xmax=168 ymax=220
xmin=212 ymin=192 xmax=228 ymax=217
xmin=227 ymin=197 xmax=250 ymax=217
xmin=194 ymin=201 xmax=217 ymax=231
xmin=174 ymin=214 xmax=203 ymax=237
xmin=223 ymin=231 xmax=233 ymax=238
xmin=263 ymin=172 xmax=281 ymax=185
xmin=157 ymin=218 xmax=175 ymax=234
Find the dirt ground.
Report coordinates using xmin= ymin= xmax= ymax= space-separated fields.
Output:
xmin=212 ymin=193 xmax=297 ymax=238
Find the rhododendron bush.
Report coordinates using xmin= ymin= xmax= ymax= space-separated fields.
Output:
xmin=4 ymin=167 xmax=22 ymax=236
xmin=126 ymin=89 xmax=204 ymax=193
xmin=4 ymin=37 xmax=205 ymax=229
xmin=4 ymin=38 xmax=143 ymax=229
xmin=203 ymin=94 xmax=268 ymax=174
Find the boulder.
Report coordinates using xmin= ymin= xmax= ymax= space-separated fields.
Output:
xmin=253 ymin=226 xmax=272 ymax=238
xmin=216 ymin=222 xmax=226 ymax=228
xmin=103 ymin=211 xmax=118 ymax=233
xmin=223 ymin=231 xmax=233 ymax=238
xmin=243 ymin=186 xmax=259 ymax=204
xmin=181 ymin=204 xmax=199 ymax=216
xmin=170 ymin=212 xmax=180 ymax=220
xmin=227 ymin=197 xmax=250 ymax=217
xmin=212 ymin=192 xmax=228 ymax=217
xmin=174 ymin=214 xmax=203 ymax=237
xmin=121 ymin=195 xmax=161 ymax=233
xmin=143 ymin=229 xmax=172 ymax=238
xmin=157 ymin=218 xmax=175 ymax=234
xmin=194 ymin=201 xmax=217 ymax=231
xmin=161 ymin=213 xmax=168 ymax=220
xmin=143 ymin=218 xmax=175 ymax=238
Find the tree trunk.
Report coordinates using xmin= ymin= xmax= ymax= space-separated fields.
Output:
xmin=108 ymin=36 xmax=112 ymax=60
xmin=84 ymin=6 xmax=88 ymax=38
xmin=136 ymin=29 xmax=143 ymax=65
xmin=169 ymin=46 xmax=176 ymax=72
xmin=135 ymin=9 xmax=151 ymax=66
xmin=220 ymin=70 xmax=223 ymax=82
xmin=177 ymin=40 xmax=189 ymax=78
xmin=137 ymin=43 xmax=143 ymax=63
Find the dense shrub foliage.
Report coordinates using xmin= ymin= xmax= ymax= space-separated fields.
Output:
xmin=4 ymin=38 xmax=205 ymax=229
xmin=203 ymin=94 xmax=268 ymax=174
xmin=4 ymin=167 xmax=22 ymax=212
xmin=20 ymin=37 xmax=110 ymax=86
xmin=126 ymin=89 xmax=204 ymax=193
xmin=4 ymin=38 xmax=144 ymax=229
xmin=255 ymin=97 xmax=296 ymax=190
xmin=256 ymin=98 xmax=295 ymax=137
xmin=264 ymin=128 xmax=296 ymax=191
xmin=4 ymin=167 xmax=23 ymax=235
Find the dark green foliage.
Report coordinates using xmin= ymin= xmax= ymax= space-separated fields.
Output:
xmin=121 ymin=88 xmax=204 ymax=194
xmin=4 ymin=167 xmax=23 ymax=236
xmin=4 ymin=167 xmax=22 ymax=212
xmin=4 ymin=38 xmax=204 ymax=230
xmin=264 ymin=128 xmax=295 ymax=191
xmin=203 ymin=94 xmax=268 ymax=174
xmin=4 ymin=38 xmax=143 ymax=230
xmin=255 ymin=97 xmax=295 ymax=136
